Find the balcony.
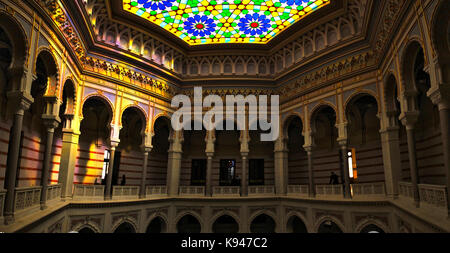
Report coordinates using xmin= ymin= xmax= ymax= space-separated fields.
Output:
xmin=14 ymin=186 xmax=42 ymax=216
xmin=248 ymin=186 xmax=275 ymax=197
xmin=46 ymin=184 xmax=62 ymax=204
xmin=212 ymin=186 xmax=240 ymax=197
xmin=73 ymin=185 xmax=105 ymax=201
xmin=145 ymin=186 xmax=167 ymax=198
xmin=288 ymin=185 xmax=309 ymax=197
xmin=351 ymin=183 xmax=386 ymax=199
xmin=398 ymin=182 xmax=448 ymax=217
xmin=112 ymin=186 xmax=140 ymax=200
xmin=316 ymin=185 xmax=344 ymax=199
xmin=179 ymin=186 xmax=205 ymax=197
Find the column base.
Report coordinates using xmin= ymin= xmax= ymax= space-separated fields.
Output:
xmin=3 ymin=215 xmax=14 ymax=225
xmin=40 ymin=204 xmax=48 ymax=211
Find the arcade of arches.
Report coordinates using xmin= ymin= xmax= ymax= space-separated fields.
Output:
xmin=0 ymin=0 xmax=449 ymax=233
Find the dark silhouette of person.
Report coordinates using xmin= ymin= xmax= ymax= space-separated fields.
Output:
xmin=120 ymin=174 xmax=126 ymax=186
xmin=329 ymin=172 xmax=339 ymax=185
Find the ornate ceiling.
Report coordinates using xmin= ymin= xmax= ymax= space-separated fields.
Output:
xmin=122 ymin=0 xmax=330 ymax=46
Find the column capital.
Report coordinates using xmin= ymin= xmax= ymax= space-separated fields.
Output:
xmin=241 ymin=152 xmax=249 ymax=158
xmin=143 ymin=146 xmax=153 ymax=153
xmin=337 ymin=138 xmax=348 ymax=148
xmin=428 ymin=84 xmax=450 ymax=109
xmin=400 ymin=111 xmax=420 ymax=129
xmin=6 ymin=91 xmax=33 ymax=113
xmin=303 ymin=144 xmax=314 ymax=153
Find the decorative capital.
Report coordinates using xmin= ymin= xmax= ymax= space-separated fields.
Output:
xmin=427 ymin=85 xmax=450 ymax=109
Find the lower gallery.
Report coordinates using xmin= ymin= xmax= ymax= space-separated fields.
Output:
xmin=0 ymin=0 xmax=449 ymax=234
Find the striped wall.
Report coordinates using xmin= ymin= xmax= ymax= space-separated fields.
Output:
xmin=147 ymin=152 xmax=168 ymax=186
xmin=74 ymin=141 xmax=106 ymax=185
xmin=17 ymin=130 xmax=45 ymax=187
xmin=288 ymin=151 xmax=308 ymax=185
xmin=353 ymin=140 xmax=384 ymax=184
xmin=0 ymin=120 xmax=10 ymax=189
xmin=117 ymin=150 xmax=144 ymax=187
xmin=312 ymin=149 xmax=341 ymax=185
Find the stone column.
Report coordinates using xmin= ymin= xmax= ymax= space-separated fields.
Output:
xmin=167 ymin=130 xmax=183 ymax=197
xmin=274 ymin=137 xmax=288 ymax=196
xmin=139 ymin=148 xmax=151 ymax=198
xmin=338 ymin=141 xmax=352 ymax=199
xmin=304 ymin=145 xmax=315 ymax=198
xmin=428 ymin=86 xmax=450 ymax=215
xmin=206 ymin=153 xmax=213 ymax=197
xmin=3 ymin=93 xmax=32 ymax=225
xmin=58 ymin=126 xmax=80 ymax=200
xmin=105 ymin=141 xmax=119 ymax=200
xmin=40 ymin=120 xmax=59 ymax=210
xmin=241 ymin=153 xmax=248 ymax=196
xmin=400 ymin=112 xmax=420 ymax=207
xmin=205 ymin=131 xmax=215 ymax=197
xmin=379 ymin=125 xmax=402 ymax=199
xmin=240 ymin=130 xmax=250 ymax=197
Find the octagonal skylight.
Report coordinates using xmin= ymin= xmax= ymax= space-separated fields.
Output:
xmin=123 ymin=0 xmax=330 ymax=45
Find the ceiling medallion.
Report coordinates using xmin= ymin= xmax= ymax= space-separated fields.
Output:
xmin=123 ymin=0 xmax=330 ymax=45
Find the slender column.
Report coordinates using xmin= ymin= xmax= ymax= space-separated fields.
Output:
xmin=139 ymin=148 xmax=151 ymax=198
xmin=304 ymin=146 xmax=315 ymax=198
xmin=40 ymin=121 xmax=59 ymax=210
xmin=206 ymin=153 xmax=213 ymax=196
xmin=3 ymin=95 xmax=31 ymax=225
xmin=438 ymin=106 xmax=450 ymax=215
xmin=167 ymin=131 xmax=183 ymax=197
xmin=105 ymin=142 xmax=119 ymax=200
xmin=241 ymin=154 xmax=248 ymax=197
xmin=401 ymin=112 xmax=420 ymax=208
xmin=379 ymin=125 xmax=402 ymax=199
xmin=429 ymin=86 xmax=450 ymax=216
xmin=205 ymin=131 xmax=215 ymax=197
xmin=274 ymin=137 xmax=288 ymax=196
xmin=338 ymin=141 xmax=352 ymax=199
xmin=240 ymin=129 xmax=250 ymax=197
xmin=58 ymin=128 xmax=80 ymax=200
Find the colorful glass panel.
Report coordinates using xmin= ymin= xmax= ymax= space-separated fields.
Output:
xmin=123 ymin=0 xmax=330 ymax=45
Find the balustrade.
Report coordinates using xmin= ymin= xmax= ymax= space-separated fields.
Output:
xmin=14 ymin=186 xmax=42 ymax=214
xmin=112 ymin=186 xmax=140 ymax=200
xmin=351 ymin=183 xmax=386 ymax=199
xmin=248 ymin=186 xmax=275 ymax=196
xmin=212 ymin=186 xmax=240 ymax=197
xmin=287 ymin=185 xmax=309 ymax=197
xmin=0 ymin=189 xmax=6 ymax=217
xmin=73 ymin=185 xmax=105 ymax=201
xmin=316 ymin=184 xmax=344 ymax=199
xmin=145 ymin=186 xmax=168 ymax=197
xmin=179 ymin=186 xmax=205 ymax=197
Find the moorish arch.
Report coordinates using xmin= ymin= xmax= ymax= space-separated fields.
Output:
xmin=146 ymin=216 xmax=168 ymax=233
xmin=249 ymin=213 xmax=277 ymax=233
xmin=345 ymin=93 xmax=384 ymax=184
xmin=148 ymin=115 xmax=171 ymax=186
xmin=0 ymin=11 xmax=28 ymax=74
xmin=286 ymin=215 xmax=308 ymax=233
xmin=431 ymin=0 xmax=450 ymax=85
xmin=176 ymin=213 xmax=203 ymax=233
xmin=316 ymin=216 xmax=345 ymax=233
xmin=283 ymin=115 xmax=308 ymax=186
xmin=212 ymin=214 xmax=240 ymax=233
xmin=113 ymin=221 xmax=137 ymax=233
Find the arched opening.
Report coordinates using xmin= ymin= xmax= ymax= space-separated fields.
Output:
xmin=177 ymin=214 xmax=201 ymax=233
xmin=248 ymin=122 xmax=275 ymax=187
xmin=285 ymin=116 xmax=308 ymax=186
xmin=78 ymin=97 xmax=113 ymax=185
xmin=345 ymin=95 xmax=384 ymax=184
xmin=146 ymin=217 xmax=167 ymax=233
xmin=318 ymin=220 xmax=343 ymax=233
xmin=78 ymin=227 xmax=96 ymax=233
xmin=182 ymin=121 xmax=207 ymax=186
xmin=212 ymin=215 xmax=239 ymax=233
xmin=114 ymin=222 xmax=136 ymax=233
xmin=250 ymin=214 xmax=276 ymax=233
xmin=360 ymin=224 xmax=385 ymax=233
xmin=215 ymin=120 xmax=241 ymax=186
xmin=148 ymin=116 xmax=170 ymax=186
xmin=311 ymin=106 xmax=339 ymax=185
xmin=19 ymin=50 xmax=58 ymax=187
xmin=402 ymin=42 xmax=444 ymax=185
xmin=0 ymin=26 xmax=12 ymax=120
xmin=116 ymin=107 xmax=146 ymax=187
xmin=286 ymin=216 xmax=308 ymax=233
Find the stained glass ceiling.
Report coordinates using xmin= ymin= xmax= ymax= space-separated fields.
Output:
xmin=123 ymin=0 xmax=330 ymax=45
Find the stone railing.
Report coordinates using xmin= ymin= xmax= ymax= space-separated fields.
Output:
xmin=287 ymin=185 xmax=309 ymax=197
xmin=14 ymin=186 xmax=42 ymax=213
xmin=316 ymin=184 xmax=344 ymax=199
xmin=179 ymin=186 xmax=205 ymax=197
xmin=248 ymin=186 xmax=275 ymax=196
xmin=352 ymin=183 xmax=386 ymax=198
xmin=212 ymin=186 xmax=240 ymax=197
xmin=46 ymin=184 xmax=62 ymax=203
xmin=112 ymin=186 xmax=140 ymax=200
xmin=0 ymin=189 xmax=6 ymax=217
xmin=398 ymin=182 xmax=414 ymax=199
xmin=146 ymin=186 xmax=167 ymax=197
xmin=418 ymin=184 xmax=448 ymax=209
xmin=73 ymin=185 xmax=105 ymax=201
